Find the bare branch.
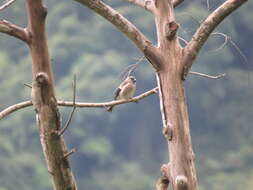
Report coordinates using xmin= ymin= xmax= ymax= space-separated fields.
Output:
xmin=119 ymin=56 xmax=145 ymax=79
xmin=63 ymin=148 xmax=76 ymax=159
xmin=24 ymin=83 xmax=32 ymax=88
xmin=0 ymin=19 xmax=29 ymax=43
xmin=206 ymin=0 xmax=210 ymax=11
xmin=0 ymin=0 xmax=16 ymax=11
xmin=182 ymin=0 xmax=247 ymax=79
xmin=58 ymin=75 xmax=77 ymax=136
xmin=229 ymin=37 xmax=249 ymax=65
xmin=186 ymin=0 xmax=247 ymax=56
xmin=0 ymin=100 xmax=32 ymax=120
xmin=208 ymin=32 xmax=229 ymax=52
xmin=123 ymin=0 xmax=155 ymax=13
xmin=74 ymin=0 xmax=153 ymax=52
xmin=0 ymin=87 xmax=158 ymax=120
xmin=189 ymin=71 xmax=225 ymax=79
xmin=173 ymin=0 xmax=184 ymax=8
xmin=178 ymin=36 xmax=188 ymax=46
xmin=58 ymin=87 xmax=159 ymax=108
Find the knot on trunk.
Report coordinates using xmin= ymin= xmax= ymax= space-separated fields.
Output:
xmin=40 ymin=6 xmax=48 ymax=20
xmin=35 ymin=72 xmax=49 ymax=86
xmin=163 ymin=124 xmax=173 ymax=141
xmin=165 ymin=21 xmax=179 ymax=40
xmin=156 ymin=176 xmax=170 ymax=190
xmin=161 ymin=163 xmax=171 ymax=179
xmin=175 ymin=175 xmax=188 ymax=190
xmin=31 ymin=72 xmax=52 ymax=112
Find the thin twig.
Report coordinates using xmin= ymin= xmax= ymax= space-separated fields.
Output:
xmin=208 ymin=32 xmax=228 ymax=52
xmin=63 ymin=148 xmax=76 ymax=159
xmin=58 ymin=75 xmax=77 ymax=136
xmin=0 ymin=87 xmax=159 ymax=120
xmin=229 ymin=38 xmax=249 ymax=65
xmin=0 ymin=0 xmax=16 ymax=11
xmin=189 ymin=71 xmax=226 ymax=79
xmin=209 ymin=32 xmax=249 ymax=65
xmin=178 ymin=36 xmax=188 ymax=46
xmin=119 ymin=56 xmax=145 ymax=80
xmin=206 ymin=0 xmax=210 ymax=11
xmin=24 ymin=83 xmax=32 ymax=88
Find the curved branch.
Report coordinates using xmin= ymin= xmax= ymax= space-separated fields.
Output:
xmin=189 ymin=71 xmax=225 ymax=79
xmin=182 ymin=0 xmax=247 ymax=79
xmin=0 ymin=87 xmax=158 ymax=120
xmin=0 ymin=19 xmax=29 ymax=43
xmin=185 ymin=0 xmax=247 ymax=57
xmin=0 ymin=100 xmax=32 ymax=120
xmin=74 ymin=0 xmax=153 ymax=52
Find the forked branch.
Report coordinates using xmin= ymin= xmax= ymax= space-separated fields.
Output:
xmin=0 ymin=19 xmax=29 ymax=43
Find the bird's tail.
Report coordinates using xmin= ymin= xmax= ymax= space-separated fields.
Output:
xmin=107 ymin=106 xmax=114 ymax=112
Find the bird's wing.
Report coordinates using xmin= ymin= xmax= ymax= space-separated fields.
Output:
xmin=113 ymin=87 xmax=121 ymax=100
xmin=119 ymin=78 xmax=130 ymax=88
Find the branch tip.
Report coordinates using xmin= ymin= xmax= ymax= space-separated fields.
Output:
xmin=189 ymin=71 xmax=226 ymax=79
xmin=63 ymin=148 xmax=76 ymax=159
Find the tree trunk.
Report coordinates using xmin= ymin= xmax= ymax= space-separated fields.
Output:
xmin=26 ymin=0 xmax=77 ymax=189
xmin=153 ymin=1 xmax=197 ymax=190
xmin=157 ymin=67 xmax=197 ymax=190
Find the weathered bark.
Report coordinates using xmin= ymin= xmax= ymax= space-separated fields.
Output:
xmin=0 ymin=19 xmax=29 ymax=43
xmin=25 ymin=0 xmax=77 ymax=190
xmin=151 ymin=1 xmax=197 ymax=190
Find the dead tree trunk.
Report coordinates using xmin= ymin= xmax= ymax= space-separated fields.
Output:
xmin=26 ymin=0 xmax=77 ymax=190
xmin=152 ymin=1 xmax=197 ymax=189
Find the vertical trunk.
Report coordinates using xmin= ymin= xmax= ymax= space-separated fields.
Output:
xmin=154 ymin=1 xmax=197 ymax=190
xmin=157 ymin=64 xmax=197 ymax=190
xmin=26 ymin=0 xmax=77 ymax=189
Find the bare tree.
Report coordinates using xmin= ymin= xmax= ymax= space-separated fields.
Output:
xmin=0 ymin=0 xmax=247 ymax=190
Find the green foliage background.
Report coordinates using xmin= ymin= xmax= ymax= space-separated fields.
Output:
xmin=0 ymin=0 xmax=253 ymax=189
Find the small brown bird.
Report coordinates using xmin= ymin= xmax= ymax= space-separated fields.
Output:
xmin=107 ymin=76 xmax=137 ymax=112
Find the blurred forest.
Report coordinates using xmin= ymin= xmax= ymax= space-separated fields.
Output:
xmin=0 ymin=0 xmax=253 ymax=190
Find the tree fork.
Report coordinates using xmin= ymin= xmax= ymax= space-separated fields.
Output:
xmin=26 ymin=0 xmax=77 ymax=189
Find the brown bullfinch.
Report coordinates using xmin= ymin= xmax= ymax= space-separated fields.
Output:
xmin=107 ymin=76 xmax=136 ymax=112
